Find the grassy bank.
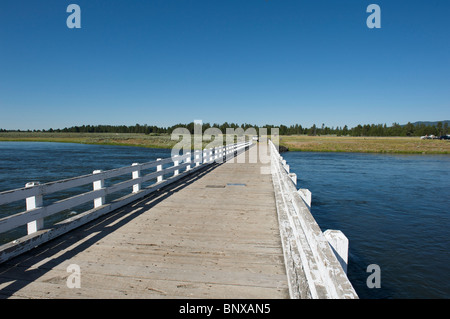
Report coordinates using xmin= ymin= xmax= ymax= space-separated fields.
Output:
xmin=0 ymin=132 xmax=449 ymax=154
xmin=0 ymin=132 xmax=178 ymax=149
xmin=0 ymin=132 xmax=239 ymax=150
xmin=278 ymin=135 xmax=450 ymax=154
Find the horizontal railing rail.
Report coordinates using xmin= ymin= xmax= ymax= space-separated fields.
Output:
xmin=0 ymin=141 xmax=253 ymax=263
xmin=269 ymin=139 xmax=358 ymax=299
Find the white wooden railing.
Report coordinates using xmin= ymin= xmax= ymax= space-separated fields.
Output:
xmin=0 ymin=141 xmax=253 ymax=263
xmin=269 ymin=139 xmax=358 ymax=299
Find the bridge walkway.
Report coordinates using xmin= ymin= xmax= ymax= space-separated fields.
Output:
xmin=0 ymin=148 xmax=290 ymax=298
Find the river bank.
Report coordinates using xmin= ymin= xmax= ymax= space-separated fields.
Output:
xmin=0 ymin=132 xmax=449 ymax=154
xmin=279 ymin=135 xmax=450 ymax=154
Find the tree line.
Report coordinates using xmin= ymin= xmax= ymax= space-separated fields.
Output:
xmin=278 ymin=122 xmax=449 ymax=137
xmin=1 ymin=121 xmax=448 ymax=137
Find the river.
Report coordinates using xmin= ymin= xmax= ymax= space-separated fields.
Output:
xmin=282 ymin=151 xmax=450 ymax=299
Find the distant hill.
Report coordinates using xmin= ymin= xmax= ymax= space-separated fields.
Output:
xmin=402 ymin=120 xmax=450 ymax=127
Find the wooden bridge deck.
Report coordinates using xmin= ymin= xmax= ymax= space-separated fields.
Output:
xmin=0 ymin=149 xmax=290 ymax=298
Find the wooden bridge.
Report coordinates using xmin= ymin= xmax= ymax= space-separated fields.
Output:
xmin=0 ymin=140 xmax=358 ymax=299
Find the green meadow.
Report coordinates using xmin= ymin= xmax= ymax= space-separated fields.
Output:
xmin=0 ymin=132 xmax=449 ymax=154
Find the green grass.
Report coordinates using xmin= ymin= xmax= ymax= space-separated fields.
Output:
xmin=0 ymin=132 xmax=240 ymax=150
xmin=1 ymin=132 xmax=449 ymax=154
xmin=278 ymin=135 xmax=450 ymax=154
xmin=0 ymin=132 xmax=176 ymax=148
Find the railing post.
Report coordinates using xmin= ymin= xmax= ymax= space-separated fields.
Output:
xmin=173 ymin=156 xmax=179 ymax=176
xmin=215 ymin=147 xmax=219 ymax=161
xmin=288 ymin=173 xmax=297 ymax=185
xmin=93 ymin=170 xmax=105 ymax=208
xmin=186 ymin=152 xmax=191 ymax=171
xmin=195 ymin=150 xmax=200 ymax=167
xmin=132 ymin=163 xmax=141 ymax=193
xmin=324 ymin=230 xmax=349 ymax=274
xmin=157 ymin=158 xmax=163 ymax=183
xmin=226 ymin=144 xmax=232 ymax=161
xmin=298 ymin=188 xmax=312 ymax=208
xmin=25 ymin=182 xmax=43 ymax=234
xmin=218 ymin=146 xmax=224 ymax=163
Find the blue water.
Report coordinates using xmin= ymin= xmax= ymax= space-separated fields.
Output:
xmin=0 ymin=142 xmax=171 ymax=190
xmin=282 ymin=151 xmax=450 ymax=299
xmin=1 ymin=142 xmax=449 ymax=298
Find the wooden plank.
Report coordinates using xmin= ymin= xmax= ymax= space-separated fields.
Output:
xmin=0 ymin=271 xmax=287 ymax=299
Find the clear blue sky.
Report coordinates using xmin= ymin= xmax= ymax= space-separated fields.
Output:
xmin=1 ymin=0 xmax=449 ymax=130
